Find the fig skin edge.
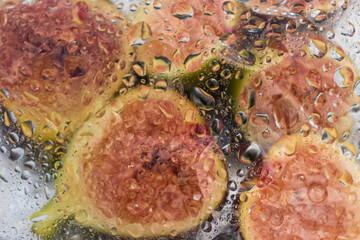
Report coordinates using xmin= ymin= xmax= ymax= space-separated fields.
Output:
xmin=233 ymin=34 xmax=360 ymax=151
xmin=30 ymin=87 xmax=228 ymax=239
xmin=0 ymin=0 xmax=130 ymax=141
xmin=239 ymin=132 xmax=360 ymax=240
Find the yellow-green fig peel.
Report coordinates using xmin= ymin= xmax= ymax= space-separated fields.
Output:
xmin=0 ymin=0 xmax=129 ymax=141
xmin=30 ymin=86 xmax=227 ymax=238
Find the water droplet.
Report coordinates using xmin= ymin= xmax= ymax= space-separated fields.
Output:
xmin=211 ymin=118 xmax=223 ymax=135
xmin=307 ymin=183 xmax=327 ymax=203
xmin=206 ymin=78 xmax=219 ymax=91
xmin=4 ymin=110 xmax=17 ymax=126
xmin=341 ymin=21 xmax=355 ymax=37
xmin=311 ymin=9 xmax=327 ymax=23
xmin=238 ymin=49 xmax=256 ymax=66
xmin=201 ymin=221 xmax=212 ymax=232
xmin=290 ymin=4 xmax=304 ymax=15
xmin=21 ymin=170 xmax=31 ymax=180
xmin=129 ymin=3 xmax=138 ymax=12
xmin=273 ymin=98 xmax=299 ymax=130
xmin=227 ymin=181 xmax=237 ymax=191
xmin=10 ymin=148 xmax=25 ymax=161
xmin=1 ymin=146 xmax=7 ymax=153
xmin=127 ymin=21 xmax=152 ymax=46
xmin=8 ymin=132 xmax=19 ymax=144
xmin=309 ymin=38 xmax=327 ymax=58
xmin=329 ymin=47 xmax=345 ymax=61
xmin=222 ymin=144 xmax=231 ymax=155
xmin=334 ymin=66 xmax=354 ymax=88
xmin=191 ymin=87 xmax=215 ymax=110
xmin=184 ymin=53 xmax=202 ymax=72
xmin=171 ymin=2 xmax=194 ymax=19
xmin=327 ymin=29 xmax=335 ymax=39
xmin=286 ymin=20 xmax=297 ymax=33
xmin=132 ymin=62 xmax=148 ymax=77
xmin=279 ymin=135 xmax=296 ymax=155
xmin=270 ymin=210 xmax=284 ymax=226
xmin=349 ymin=104 xmax=360 ymax=122
xmin=24 ymin=160 xmax=35 ymax=170
xmin=153 ymin=56 xmax=171 ymax=73
xmin=21 ymin=121 xmax=35 ymax=137
xmin=222 ymin=1 xmax=235 ymax=15
xmin=241 ymin=142 xmax=261 ymax=163
xmin=210 ymin=60 xmax=220 ymax=72
xmin=75 ymin=209 xmax=88 ymax=223
xmin=354 ymin=81 xmax=360 ymax=97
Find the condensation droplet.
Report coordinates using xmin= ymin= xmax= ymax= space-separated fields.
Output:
xmin=10 ymin=148 xmax=25 ymax=161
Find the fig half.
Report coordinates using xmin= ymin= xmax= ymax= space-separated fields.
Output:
xmin=235 ymin=33 xmax=359 ymax=150
xmin=30 ymin=86 xmax=227 ymax=238
xmin=127 ymin=0 xmax=241 ymax=74
xmin=0 ymin=0 xmax=129 ymax=141
xmin=242 ymin=0 xmax=342 ymax=25
xmin=239 ymin=133 xmax=360 ymax=240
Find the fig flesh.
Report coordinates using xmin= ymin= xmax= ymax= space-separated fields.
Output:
xmin=0 ymin=0 xmax=129 ymax=141
xmin=127 ymin=0 xmax=242 ymax=74
xmin=239 ymin=133 xmax=360 ymax=240
xmin=234 ymin=33 xmax=359 ymax=150
xmin=30 ymin=87 xmax=227 ymax=238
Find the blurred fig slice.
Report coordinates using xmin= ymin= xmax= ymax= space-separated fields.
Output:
xmin=30 ymin=87 xmax=227 ymax=238
xmin=242 ymin=0 xmax=343 ymax=25
xmin=127 ymin=0 xmax=242 ymax=74
xmin=0 ymin=0 xmax=129 ymax=141
xmin=239 ymin=133 xmax=360 ymax=240
xmin=234 ymin=33 xmax=359 ymax=150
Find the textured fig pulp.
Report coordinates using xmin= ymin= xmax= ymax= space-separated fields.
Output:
xmin=0 ymin=0 xmax=128 ymax=140
xmin=127 ymin=0 xmax=240 ymax=74
xmin=243 ymin=0 xmax=339 ymax=22
xmin=236 ymin=34 xmax=359 ymax=149
xmin=239 ymin=133 xmax=360 ymax=240
xmin=30 ymin=87 xmax=227 ymax=238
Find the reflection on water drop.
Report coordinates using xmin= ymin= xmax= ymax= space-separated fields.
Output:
xmin=334 ymin=66 xmax=354 ymax=88
xmin=127 ymin=21 xmax=152 ymax=46
xmin=329 ymin=47 xmax=345 ymax=61
xmin=290 ymin=4 xmax=304 ymax=16
xmin=153 ymin=56 xmax=171 ymax=73
xmin=354 ymin=81 xmax=360 ymax=96
xmin=311 ymin=9 xmax=327 ymax=23
xmin=201 ymin=221 xmax=212 ymax=232
xmin=241 ymin=142 xmax=261 ymax=163
xmin=238 ymin=49 xmax=256 ymax=66
xmin=171 ymin=2 xmax=194 ymax=19
xmin=21 ymin=121 xmax=35 ymax=138
xmin=21 ymin=170 xmax=31 ymax=180
xmin=279 ymin=135 xmax=296 ymax=156
xmin=309 ymin=38 xmax=327 ymax=58
xmin=349 ymin=104 xmax=360 ymax=122
xmin=191 ymin=87 xmax=215 ymax=110
xmin=8 ymin=132 xmax=19 ymax=144
xmin=10 ymin=147 xmax=24 ymax=161
xmin=341 ymin=21 xmax=355 ymax=37
xmin=327 ymin=29 xmax=335 ymax=39
xmin=307 ymin=183 xmax=328 ymax=203
xmin=206 ymin=78 xmax=220 ymax=91
xmin=222 ymin=1 xmax=235 ymax=15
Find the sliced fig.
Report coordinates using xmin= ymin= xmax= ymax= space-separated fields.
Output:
xmin=234 ymin=33 xmax=359 ymax=150
xmin=242 ymin=0 xmax=344 ymax=25
xmin=0 ymin=0 xmax=129 ymax=141
xmin=30 ymin=87 xmax=227 ymax=238
xmin=127 ymin=0 xmax=242 ymax=74
xmin=239 ymin=133 xmax=360 ymax=240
